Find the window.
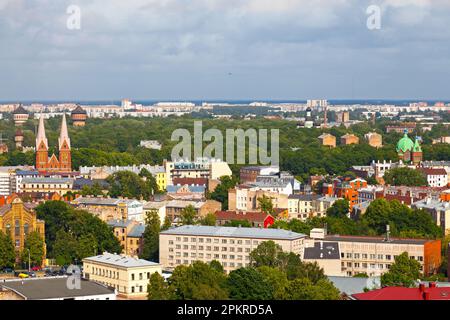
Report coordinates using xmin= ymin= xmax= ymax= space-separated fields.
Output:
xmin=24 ymin=223 xmax=29 ymax=236
xmin=139 ymin=273 xmax=143 ymax=280
xmin=386 ymin=255 xmax=392 ymax=261
xmin=191 ymin=238 xmax=196 ymax=242
xmin=131 ymin=287 xmax=135 ymax=293
xmin=15 ymin=220 xmax=20 ymax=237
xmin=131 ymin=274 xmax=135 ymax=281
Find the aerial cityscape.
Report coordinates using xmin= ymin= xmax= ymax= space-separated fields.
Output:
xmin=1 ymin=0 xmax=450 ymax=311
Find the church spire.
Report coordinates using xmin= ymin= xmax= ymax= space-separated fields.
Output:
xmin=58 ymin=113 xmax=71 ymax=150
xmin=36 ymin=113 xmax=48 ymax=149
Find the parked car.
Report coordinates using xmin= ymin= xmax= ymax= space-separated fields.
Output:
xmin=31 ymin=266 xmax=41 ymax=272
xmin=1 ymin=267 xmax=14 ymax=273
xmin=18 ymin=273 xmax=29 ymax=278
xmin=27 ymin=271 xmax=37 ymax=278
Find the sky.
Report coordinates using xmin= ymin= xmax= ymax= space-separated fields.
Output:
xmin=0 ymin=0 xmax=450 ymax=101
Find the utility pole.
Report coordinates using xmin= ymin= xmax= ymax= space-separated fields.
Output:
xmin=27 ymin=248 xmax=31 ymax=272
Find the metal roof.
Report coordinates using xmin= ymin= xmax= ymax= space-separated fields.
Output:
xmin=160 ymin=225 xmax=306 ymax=240
xmin=0 ymin=277 xmax=114 ymax=300
xmin=83 ymin=252 xmax=159 ymax=268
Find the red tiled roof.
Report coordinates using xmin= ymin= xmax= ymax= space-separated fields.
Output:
xmin=352 ymin=284 xmax=450 ymax=300
xmin=215 ymin=211 xmax=272 ymax=223
xmin=419 ymin=168 xmax=448 ymax=176
xmin=172 ymin=178 xmax=208 ymax=186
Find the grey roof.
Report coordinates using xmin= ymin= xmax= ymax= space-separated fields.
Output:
xmin=107 ymin=219 xmax=134 ymax=228
xmin=83 ymin=252 xmax=159 ymax=268
xmin=0 ymin=277 xmax=114 ymax=300
xmin=21 ymin=177 xmax=74 ymax=184
xmin=288 ymin=194 xmax=319 ymax=201
xmin=325 ymin=235 xmax=432 ymax=245
xmin=413 ymin=199 xmax=450 ymax=211
xmin=160 ymin=225 xmax=306 ymax=240
xmin=74 ymin=197 xmax=141 ymax=206
xmin=303 ymin=241 xmax=340 ymax=260
xmin=128 ymin=224 xmax=146 ymax=238
xmin=166 ymin=185 xmax=206 ymax=193
xmin=0 ymin=202 xmax=36 ymax=216
xmin=328 ymin=276 xmax=381 ymax=295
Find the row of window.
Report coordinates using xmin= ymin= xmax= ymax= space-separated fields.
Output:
xmin=171 ymin=245 xmax=251 ymax=253
xmin=169 ymin=253 xmax=250 ymax=260
xmin=172 ymin=237 xmax=259 ymax=245
xmin=170 ymin=259 xmax=250 ymax=269
xmin=90 ymin=267 xmax=152 ymax=281
xmin=341 ymin=252 xmax=423 ymax=262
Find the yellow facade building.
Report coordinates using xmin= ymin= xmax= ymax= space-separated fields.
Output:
xmin=0 ymin=198 xmax=46 ymax=264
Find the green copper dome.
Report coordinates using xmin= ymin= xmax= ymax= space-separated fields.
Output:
xmin=396 ymin=133 xmax=414 ymax=153
xmin=413 ymin=138 xmax=422 ymax=152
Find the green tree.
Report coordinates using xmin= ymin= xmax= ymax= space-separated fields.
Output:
xmin=0 ymin=231 xmax=15 ymax=269
xmin=169 ymin=261 xmax=228 ymax=300
xmin=180 ymin=205 xmax=197 ymax=225
xmin=250 ymin=241 xmax=283 ymax=268
xmin=21 ymin=231 xmax=45 ymax=267
xmin=257 ymin=266 xmax=289 ymax=299
xmin=147 ymin=272 xmax=174 ymax=300
xmin=161 ymin=216 xmax=172 ymax=231
xmin=227 ymin=267 xmax=273 ymax=300
xmin=199 ymin=213 xmax=216 ymax=226
xmin=257 ymin=195 xmax=275 ymax=215
xmin=53 ymin=230 xmax=78 ymax=266
xmin=284 ymin=278 xmax=340 ymax=300
xmin=208 ymin=176 xmax=238 ymax=210
xmin=381 ymin=252 xmax=421 ymax=287
xmin=384 ymin=167 xmax=428 ymax=186
xmin=140 ymin=209 xmax=161 ymax=262
xmin=326 ymin=199 xmax=349 ymax=218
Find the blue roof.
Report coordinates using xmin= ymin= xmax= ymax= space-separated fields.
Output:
xmin=16 ymin=170 xmax=39 ymax=176
xmin=167 ymin=185 xmax=205 ymax=193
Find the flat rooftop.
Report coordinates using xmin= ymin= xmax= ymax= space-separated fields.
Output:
xmin=325 ymin=235 xmax=433 ymax=245
xmin=160 ymin=225 xmax=306 ymax=240
xmin=83 ymin=252 xmax=159 ymax=268
xmin=0 ymin=277 xmax=114 ymax=300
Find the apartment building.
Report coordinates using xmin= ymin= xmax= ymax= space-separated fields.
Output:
xmin=413 ymin=199 xmax=450 ymax=235
xmin=107 ymin=219 xmax=145 ymax=257
xmin=419 ymin=168 xmax=449 ymax=188
xmin=159 ymin=225 xmax=306 ymax=273
xmin=164 ymin=199 xmax=222 ymax=223
xmin=306 ymin=230 xmax=441 ymax=277
xmin=340 ymin=134 xmax=359 ymax=145
xmin=163 ymin=158 xmax=232 ymax=185
xmin=239 ymin=166 xmax=280 ymax=184
xmin=318 ymin=134 xmax=336 ymax=148
xmin=79 ymin=165 xmax=167 ymax=191
xmin=228 ymin=186 xmax=289 ymax=212
xmin=83 ymin=252 xmax=162 ymax=298
xmin=365 ymin=132 xmax=383 ymax=148
xmin=288 ymin=194 xmax=320 ymax=220
xmin=20 ymin=177 xmax=74 ymax=196
xmin=311 ymin=196 xmax=340 ymax=216
xmin=71 ymin=196 xmax=144 ymax=222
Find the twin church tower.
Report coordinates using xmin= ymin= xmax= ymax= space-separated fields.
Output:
xmin=35 ymin=114 xmax=72 ymax=173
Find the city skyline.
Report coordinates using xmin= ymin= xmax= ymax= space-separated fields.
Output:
xmin=1 ymin=0 xmax=450 ymax=101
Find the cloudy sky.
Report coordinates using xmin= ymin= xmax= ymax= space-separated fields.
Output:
xmin=0 ymin=0 xmax=449 ymax=101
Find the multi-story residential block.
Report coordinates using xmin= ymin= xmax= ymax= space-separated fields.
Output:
xmin=164 ymin=199 xmax=222 ymax=223
xmin=311 ymin=196 xmax=340 ymax=216
xmin=419 ymin=168 xmax=449 ymax=188
xmin=0 ymin=198 xmax=45 ymax=265
xmin=20 ymin=177 xmax=74 ymax=196
xmin=288 ymin=194 xmax=320 ymax=220
xmin=323 ymin=178 xmax=367 ymax=211
xmin=71 ymin=196 xmax=144 ymax=222
xmin=142 ymin=201 xmax=167 ymax=225
xmin=340 ymin=134 xmax=359 ymax=145
xmin=164 ymin=158 xmax=232 ymax=185
xmin=83 ymin=252 xmax=162 ymax=298
xmin=386 ymin=123 xmax=416 ymax=133
xmin=228 ymin=186 xmax=289 ymax=212
xmin=412 ymin=199 xmax=450 ymax=235
xmin=79 ymin=165 xmax=167 ymax=191
xmin=318 ymin=133 xmax=336 ymax=148
xmin=107 ymin=219 xmax=145 ymax=257
xmin=239 ymin=166 xmax=280 ymax=184
xmin=159 ymin=225 xmax=306 ymax=273
xmin=166 ymin=184 xmax=206 ymax=201
xmin=306 ymin=229 xmax=441 ymax=277
xmin=365 ymin=132 xmax=383 ymax=148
